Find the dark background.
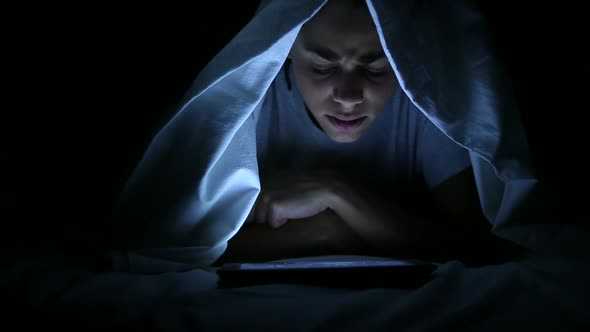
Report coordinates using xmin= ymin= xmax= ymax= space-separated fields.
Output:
xmin=5 ymin=1 xmax=586 ymax=260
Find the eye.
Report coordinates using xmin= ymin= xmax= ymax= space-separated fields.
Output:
xmin=364 ymin=67 xmax=388 ymax=77
xmin=311 ymin=66 xmax=336 ymax=76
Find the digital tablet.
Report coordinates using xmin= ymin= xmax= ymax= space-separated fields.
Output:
xmin=216 ymin=255 xmax=438 ymax=289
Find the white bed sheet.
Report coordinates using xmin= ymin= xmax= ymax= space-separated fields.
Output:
xmin=8 ymin=236 xmax=589 ymax=331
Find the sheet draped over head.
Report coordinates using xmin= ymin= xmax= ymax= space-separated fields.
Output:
xmin=111 ymin=0 xmax=553 ymax=273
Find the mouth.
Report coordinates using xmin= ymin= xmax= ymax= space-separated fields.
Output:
xmin=325 ymin=115 xmax=367 ymax=132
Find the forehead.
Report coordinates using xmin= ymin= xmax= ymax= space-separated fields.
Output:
xmin=298 ymin=1 xmax=382 ymax=55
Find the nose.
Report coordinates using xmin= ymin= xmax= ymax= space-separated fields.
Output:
xmin=332 ymin=72 xmax=364 ymax=108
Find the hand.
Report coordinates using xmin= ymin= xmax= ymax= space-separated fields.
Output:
xmin=246 ymin=172 xmax=341 ymax=228
xmin=223 ymin=209 xmax=374 ymax=263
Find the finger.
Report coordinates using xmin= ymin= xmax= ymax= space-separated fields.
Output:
xmin=256 ymin=193 xmax=270 ymax=224
xmin=271 ymin=218 xmax=287 ymax=229
xmin=268 ymin=204 xmax=287 ymax=229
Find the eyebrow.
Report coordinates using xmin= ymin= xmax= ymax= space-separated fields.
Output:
xmin=304 ymin=45 xmax=386 ymax=64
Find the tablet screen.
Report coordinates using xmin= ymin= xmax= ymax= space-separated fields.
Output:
xmin=216 ymin=255 xmax=438 ymax=288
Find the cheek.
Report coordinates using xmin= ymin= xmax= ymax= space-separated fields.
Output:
xmin=365 ymin=79 xmax=397 ymax=105
xmin=295 ymin=74 xmax=333 ymax=104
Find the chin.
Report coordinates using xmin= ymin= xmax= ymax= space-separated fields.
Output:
xmin=332 ymin=137 xmax=359 ymax=143
xmin=326 ymin=131 xmax=363 ymax=143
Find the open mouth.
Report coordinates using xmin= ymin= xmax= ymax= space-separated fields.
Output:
xmin=326 ymin=115 xmax=367 ymax=132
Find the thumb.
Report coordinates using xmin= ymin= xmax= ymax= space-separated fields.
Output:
xmin=268 ymin=205 xmax=288 ymax=229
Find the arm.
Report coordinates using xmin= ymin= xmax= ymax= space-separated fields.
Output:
xmin=326 ymin=167 xmax=523 ymax=264
xmin=217 ymin=168 xmax=522 ymax=266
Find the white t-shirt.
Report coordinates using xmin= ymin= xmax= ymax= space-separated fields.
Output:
xmin=254 ymin=65 xmax=471 ymax=212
